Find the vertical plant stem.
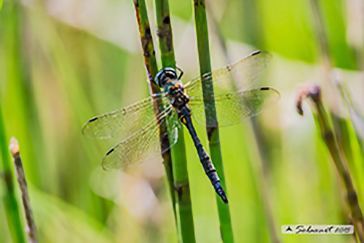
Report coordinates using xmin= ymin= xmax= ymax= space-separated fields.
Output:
xmin=206 ymin=4 xmax=280 ymax=242
xmin=155 ymin=1 xmax=196 ymax=242
xmin=297 ymin=85 xmax=364 ymax=242
xmin=155 ymin=1 xmax=175 ymax=68
xmin=193 ymin=0 xmax=234 ymax=242
xmin=133 ymin=0 xmax=177 ymax=223
xmin=9 ymin=138 xmax=38 ymax=243
xmin=0 ymin=107 xmax=26 ymax=243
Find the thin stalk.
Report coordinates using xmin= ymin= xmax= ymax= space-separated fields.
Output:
xmin=9 ymin=138 xmax=38 ymax=243
xmin=193 ymin=1 xmax=234 ymax=242
xmin=0 ymin=107 xmax=27 ymax=243
xmin=133 ymin=0 xmax=177 ymax=223
xmin=155 ymin=1 xmax=196 ymax=242
xmin=309 ymin=0 xmax=355 ymax=170
xmin=206 ymin=3 xmax=280 ymax=243
xmin=297 ymin=84 xmax=364 ymax=242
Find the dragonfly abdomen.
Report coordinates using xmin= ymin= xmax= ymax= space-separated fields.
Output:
xmin=196 ymin=143 xmax=228 ymax=204
xmin=180 ymin=109 xmax=228 ymax=204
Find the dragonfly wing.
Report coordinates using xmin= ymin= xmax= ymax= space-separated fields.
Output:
xmin=82 ymin=94 xmax=169 ymax=140
xmin=102 ymin=110 xmax=179 ymax=170
xmin=188 ymin=87 xmax=280 ymax=127
xmin=185 ymin=50 xmax=272 ymax=97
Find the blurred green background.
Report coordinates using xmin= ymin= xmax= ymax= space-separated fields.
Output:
xmin=1 ymin=0 xmax=363 ymax=242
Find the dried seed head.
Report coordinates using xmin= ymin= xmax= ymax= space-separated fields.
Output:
xmin=9 ymin=137 xmax=19 ymax=155
xmin=295 ymin=83 xmax=322 ymax=116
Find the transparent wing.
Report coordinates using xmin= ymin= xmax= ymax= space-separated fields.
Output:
xmin=82 ymin=93 xmax=169 ymax=140
xmin=188 ymin=87 xmax=280 ymax=127
xmin=185 ymin=50 xmax=272 ymax=97
xmin=102 ymin=109 xmax=180 ymax=170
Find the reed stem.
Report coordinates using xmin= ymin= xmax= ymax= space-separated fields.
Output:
xmin=155 ymin=1 xmax=196 ymax=242
xmin=134 ymin=1 xmax=196 ymax=242
xmin=205 ymin=3 xmax=280 ymax=242
xmin=193 ymin=0 xmax=234 ymax=242
xmin=133 ymin=0 xmax=177 ymax=223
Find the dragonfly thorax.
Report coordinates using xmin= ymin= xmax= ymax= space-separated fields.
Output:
xmin=168 ymin=83 xmax=190 ymax=109
xmin=155 ymin=68 xmax=189 ymax=109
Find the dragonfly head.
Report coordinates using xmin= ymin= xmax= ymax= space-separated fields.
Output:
xmin=155 ymin=68 xmax=178 ymax=87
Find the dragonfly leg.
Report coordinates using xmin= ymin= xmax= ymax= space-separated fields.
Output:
xmin=143 ymin=64 xmax=155 ymax=84
xmin=176 ymin=66 xmax=184 ymax=80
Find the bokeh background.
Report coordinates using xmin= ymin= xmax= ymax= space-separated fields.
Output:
xmin=1 ymin=0 xmax=364 ymax=242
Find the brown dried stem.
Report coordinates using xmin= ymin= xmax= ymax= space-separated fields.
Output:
xmin=9 ymin=137 xmax=38 ymax=243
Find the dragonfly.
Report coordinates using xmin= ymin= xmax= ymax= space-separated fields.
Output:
xmin=82 ymin=50 xmax=280 ymax=204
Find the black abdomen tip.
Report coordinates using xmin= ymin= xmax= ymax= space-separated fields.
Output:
xmin=260 ymin=87 xmax=270 ymax=91
xmin=216 ymin=187 xmax=228 ymax=203
xmin=221 ymin=193 xmax=228 ymax=204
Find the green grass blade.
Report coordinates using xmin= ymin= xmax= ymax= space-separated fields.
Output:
xmin=155 ymin=0 xmax=196 ymax=242
xmin=192 ymin=0 xmax=234 ymax=242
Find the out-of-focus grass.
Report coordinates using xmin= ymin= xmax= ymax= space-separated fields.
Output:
xmin=0 ymin=0 xmax=363 ymax=242
xmin=0 ymin=108 xmax=26 ymax=243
